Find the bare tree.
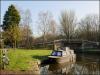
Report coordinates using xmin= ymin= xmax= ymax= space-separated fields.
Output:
xmin=97 ymin=15 xmax=100 ymax=43
xmin=37 ymin=11 xmax=56 ymax=46
xmin=0 ymin=25 xmax=4 ymax=48
xmin=99 ymin=18 xmax=100 ymax=42
xmin=48 ymin=19 xmax=57 ymax=41
xmin=19 ymin=9 xmax=33 ymax=48
xmin=79 ymin=14 xmax=99 ymax=41
xmin=59 ymin=10 xmax=76 ymax=40
xmin=49 ymin=19 xmax=56 ymax=36
xmin=20 ymin=25 xmax=33 ymax=48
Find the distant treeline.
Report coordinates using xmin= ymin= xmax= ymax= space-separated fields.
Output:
xmin=0 ymin=5 xmax=100 ymax=49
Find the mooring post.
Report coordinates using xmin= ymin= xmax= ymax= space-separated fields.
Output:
xmin=2 ymin=49 xmax=9 ymax=69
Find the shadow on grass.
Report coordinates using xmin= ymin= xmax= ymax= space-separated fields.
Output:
xmin=31 ymin=55 xmax=49 ymax=61
xmin=31 ymin=55 xmax=55 ymax=66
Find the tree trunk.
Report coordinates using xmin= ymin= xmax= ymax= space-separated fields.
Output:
xmin=43 ymin=32 xmax=46 ymax=48
xmin=14 ymin=40 xmax=16 ymax=50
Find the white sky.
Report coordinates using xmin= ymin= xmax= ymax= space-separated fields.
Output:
xmin=1 ymin=1 xmax=99 ymax=37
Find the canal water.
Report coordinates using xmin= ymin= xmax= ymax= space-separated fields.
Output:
xmin=40 ymin=53 xmax=100 ymax=75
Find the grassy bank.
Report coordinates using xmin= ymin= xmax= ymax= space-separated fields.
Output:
xmin=0 ymin=49 xmax=52 ymax=71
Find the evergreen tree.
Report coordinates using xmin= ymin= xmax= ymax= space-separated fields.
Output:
xmin=3 ymin=4 xmax=20 ymax=31
xmin=2 ymin=4 xmax=20 ymax=49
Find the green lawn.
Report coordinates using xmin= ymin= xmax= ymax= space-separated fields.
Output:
xmin=0 ymin=49 xmax=52 ymax=71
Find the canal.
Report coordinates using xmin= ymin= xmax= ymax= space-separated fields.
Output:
xmin=40 ymin=53 xmax=100 ymax=75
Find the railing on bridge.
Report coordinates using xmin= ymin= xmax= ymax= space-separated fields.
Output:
xmin=34 ymin=39 xmax=99 ymax=50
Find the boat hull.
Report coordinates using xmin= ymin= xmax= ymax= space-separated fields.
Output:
xmin=49 ymin=57 xmax=68 ymax=64
xmin=48 ymin=55 xmax=76 ymax=64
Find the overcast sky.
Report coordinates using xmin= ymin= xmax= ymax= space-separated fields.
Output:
xmin=1 ymin=1 xmax=99 ymax=37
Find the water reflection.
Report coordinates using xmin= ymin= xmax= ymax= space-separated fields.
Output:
xmin=40 ymin=53 xmax=100 ymax=75
xmin=41 ymin=61 xmax=75 ymax=75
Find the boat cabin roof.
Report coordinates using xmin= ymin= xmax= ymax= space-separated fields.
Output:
xmin=51 ymin=50 xmax=64 ymax=57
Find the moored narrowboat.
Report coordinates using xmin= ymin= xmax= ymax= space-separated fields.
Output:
xmin=48 ymin=47 xmax=76 ymax=63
